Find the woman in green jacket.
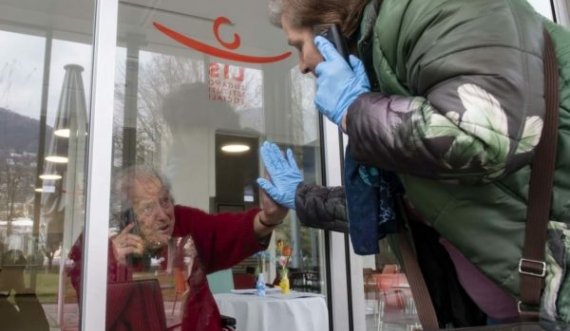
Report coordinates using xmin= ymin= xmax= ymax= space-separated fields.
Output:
xmin=259 ymin=0 xmax=570 ymax=327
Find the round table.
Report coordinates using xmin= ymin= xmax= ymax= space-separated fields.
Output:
xmin=214 ymin=291 xmax=328 ymax=331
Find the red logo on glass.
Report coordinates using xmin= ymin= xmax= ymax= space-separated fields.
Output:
xmin=154 ymin=16 xmax=291 ymax=64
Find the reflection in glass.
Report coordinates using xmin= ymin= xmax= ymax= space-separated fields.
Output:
xmin=106 ymin=1 xmax=327 ymax=329
xmin=0 ymin=0 xmax=94 ymax=329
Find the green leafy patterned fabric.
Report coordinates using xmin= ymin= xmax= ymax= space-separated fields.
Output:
xmin=346 ymin=0 xmax=570 ymax=323
xmin=410 ymin=83 xmax=543 ymax=181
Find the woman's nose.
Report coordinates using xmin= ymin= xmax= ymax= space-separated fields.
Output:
xmin=154 ymin=204 xmax=170 ymax=220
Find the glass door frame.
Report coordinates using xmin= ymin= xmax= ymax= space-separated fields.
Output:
xmin=80 ymin=0 xmax=118 ymax=330
xmin=81 ymin=1 xmax=347 ymax=330
xmin=552 ymin=0 xmax=570 ymax=26
xmin=321 ymin=119 xmax=352 ymax=331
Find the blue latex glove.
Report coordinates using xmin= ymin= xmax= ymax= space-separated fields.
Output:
xmin=314 ymin=36 xmax=371 ymax=125
xmin=257 ymin=141 xmax=303 ymax=210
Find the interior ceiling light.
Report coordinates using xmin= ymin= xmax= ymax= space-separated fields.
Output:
xmin=221 ymin=144 xmax=250 ymax=153
xmin=54 ymin=128 xmax=70 ymax=138
xmin=45 ymin=155 xmax=69 ymax=163
xmin=36 ymin=185 xmax=56 ymax=193
xmin=39 ymin=174 xmax=62 ymax=180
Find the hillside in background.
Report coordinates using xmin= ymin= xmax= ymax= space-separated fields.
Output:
xmin=0 ymin=107 xmax=52 ymax=153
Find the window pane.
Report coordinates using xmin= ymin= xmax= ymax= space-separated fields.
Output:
xmin=528 ymin=0 xmax=554 ymax=18
xmin=0 ymin=1 xmax=94 ymax=330
xmin=362 ymin=242 xmax=420 ymax=331
xmin=106 ymin=2 xmax=327 ymax=330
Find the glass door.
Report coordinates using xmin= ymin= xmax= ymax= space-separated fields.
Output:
xmin=0 ymin=0 xmax=95 ymax=330
xmin=100 ymin=0 xmax=329 ymax=330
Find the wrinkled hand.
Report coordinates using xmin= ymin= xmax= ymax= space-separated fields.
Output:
xmin=257 ymin=141 xmax=303 ymax=210
xmin=111 ymin=223 xmax=145 ymax=265
xmin=259 ymin=187 xmax=289 ymax=225
xmin=314 ymin=36 xmax=370 ymax=125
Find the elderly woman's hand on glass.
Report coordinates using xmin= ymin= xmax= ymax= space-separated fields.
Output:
xmin=259 ymin=185 xmax=289 ymax=225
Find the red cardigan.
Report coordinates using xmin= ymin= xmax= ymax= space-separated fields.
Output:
xmin=68 ymin=205 xmax=265 ymax=331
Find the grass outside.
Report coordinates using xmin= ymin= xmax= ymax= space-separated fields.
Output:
xmin=23 ymin=269 xmax=78 ymax=304
xmin=13 ymin=269 xmax=182 ymax=331
xmin=22 ymin=268 xmax=182 ymax=304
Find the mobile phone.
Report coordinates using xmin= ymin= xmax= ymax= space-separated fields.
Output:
xmin=313 ymin=24 xmax=350 ymax=64
xmin=120 ymin=208 xmax=141 ymax=236
xmin=120 ymin=208 xmax=144 ymax=263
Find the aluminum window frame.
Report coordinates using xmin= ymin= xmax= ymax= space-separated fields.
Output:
xmin=321 ymin=119 xmax=353 ymax=331
xmin=80 ymin=0 xmax=118 ymax=330
xmin=552 ymin=0 xmax=570 ymax=26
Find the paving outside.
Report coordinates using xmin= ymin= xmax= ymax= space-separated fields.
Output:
xmin=42 ymin=301 xmax=183 ymax=331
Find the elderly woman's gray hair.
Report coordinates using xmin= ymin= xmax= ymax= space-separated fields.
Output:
xmin=109 ymin=165 xmax=173 ymax=228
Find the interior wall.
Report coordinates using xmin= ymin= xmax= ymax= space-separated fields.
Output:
xmin=165 ymin=127 xmax=213 ymax=210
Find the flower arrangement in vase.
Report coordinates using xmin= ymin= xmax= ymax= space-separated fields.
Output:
xmin=277 ymin=239 xmax=292 ymax=294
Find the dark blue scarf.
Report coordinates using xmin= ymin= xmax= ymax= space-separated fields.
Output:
xmin=344 ymin=146 xmax=401 ymax=255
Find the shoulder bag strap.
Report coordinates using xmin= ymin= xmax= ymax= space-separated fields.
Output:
xmin=399 ymin=229 xmax=440 ymax=330
xmin=519 ymin=28 xmax=559 ymax=320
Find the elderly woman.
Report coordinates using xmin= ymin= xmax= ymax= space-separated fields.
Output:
xmin=258 ymin=0 xmax=570 ymax=328
xmin=69 ymin=166 xmax=287 ymax=331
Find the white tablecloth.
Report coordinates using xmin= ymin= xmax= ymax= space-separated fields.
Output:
xmin=214 ymin=291 xmax=328 ymax=331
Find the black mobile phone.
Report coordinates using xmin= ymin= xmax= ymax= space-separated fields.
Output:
xmin=120 ymin=208 xmax=144 ymax=263
xmin=313 ymin=24 xmax=350 ymax=64
xmin=120 ymin=208 xmax=141 ymax=236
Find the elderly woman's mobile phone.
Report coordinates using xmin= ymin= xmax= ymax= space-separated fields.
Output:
xmin=120 ymin=208 xmax=144 ymax=263
xmin=120 ymin=208 xmax=141 ymax=235
xmin=313 ymin=24 xmax=350 ymax=63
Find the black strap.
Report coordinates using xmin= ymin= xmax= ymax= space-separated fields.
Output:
xmin=519 ymin=28 xmax=559 ymax=320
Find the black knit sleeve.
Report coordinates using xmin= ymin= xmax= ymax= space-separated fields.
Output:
xmin=294 ymin=184 xmax=348 ymax=233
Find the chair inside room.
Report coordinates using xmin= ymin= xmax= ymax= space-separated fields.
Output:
xmin=107 ymin=279 xmax=237 ymax=331
xmin=372 ymin=266 xmax=409 ymax=331
xmin=381 ymin=264 xmax=400 ymax=274
xmin=106 ymin=279 xmax=171 ymax=331
xmin=289 ymin=267 xmax=321 ymax=293
xmin=374 ymin=272 xmax=406 ymax=310
xmin=363 ymin=268 xmax=382 ymax=330
xmin=232 ymin=266 xmax=257 ymax=289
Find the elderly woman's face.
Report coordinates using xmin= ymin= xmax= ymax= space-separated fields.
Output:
xmin=131 ymin=176 xmax=175 ymax=249
xmin=281 ymin=14 xmax=323 ymax=75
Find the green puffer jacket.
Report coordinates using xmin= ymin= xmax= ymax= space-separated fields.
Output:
xmin=346 ymin=0 xmax=570 ymax=322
